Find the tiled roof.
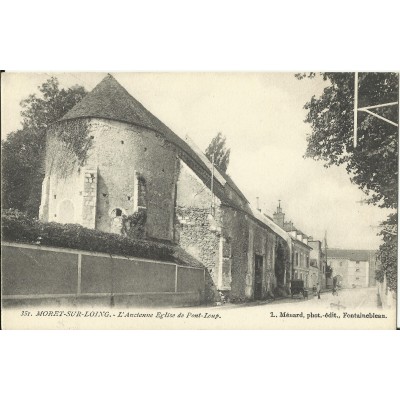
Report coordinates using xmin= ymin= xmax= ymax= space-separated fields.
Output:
xmin=327 ymin=249 xmax=376 ymax=262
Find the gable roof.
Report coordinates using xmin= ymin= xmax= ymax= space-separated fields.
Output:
xmin=327 ymin=249 xmax=376 ymax=262
xmin=249 ymin=205 xmax=291 ymax=241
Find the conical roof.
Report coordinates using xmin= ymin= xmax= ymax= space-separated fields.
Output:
xmin=60 ymin=74 xmax=173 ymax=137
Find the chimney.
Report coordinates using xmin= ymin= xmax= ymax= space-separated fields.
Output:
xmin=284 ymin=220 xmax=294 ymax=232
xmin=272 ymin=200 xmax=285 ymax=228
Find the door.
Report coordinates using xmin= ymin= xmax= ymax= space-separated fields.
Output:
xmin=254 ymin=255 xmax=263 ymax=300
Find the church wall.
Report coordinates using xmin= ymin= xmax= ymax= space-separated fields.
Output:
xmin=175 ymin=159 xmax=289 ymax=303
xmin=87 ymin=119 xmax=178 ymax=241
xmin=221 ymin=210 xmax=284 ymax=301
xmin=41 ymin=118 xmax=178 ymax=242
xmin=41 ymin=132 xmax=85 ymax=226
xmin=175 ymin=159 xmax=222 ymax=302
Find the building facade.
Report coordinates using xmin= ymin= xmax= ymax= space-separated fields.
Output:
xmin=272 ymin=203 xmax=313 ymax=288
xmin=308 ymin=239 xmax=327 ymax=289
xmin=327 ymin=249 xmax=377 ymax=288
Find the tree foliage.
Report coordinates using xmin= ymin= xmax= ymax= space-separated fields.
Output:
xmin=296 ymin=72 xmax=398 ymax=209
xmin=297 ymin=72 xmax=399 ymax=291
xmin=1 ymin=77 xmax=87 ymax=216
xmin=205 ymin=132 xmax=231 ymax=172
xmin=376 ymin=213 xmax=397 ymax=291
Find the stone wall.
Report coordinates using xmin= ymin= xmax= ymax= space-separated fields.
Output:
xmin=222 ymin=207 xmax=290 ymax=301
xmin=82 ymin=168 xmax=97 ymax=229
xmin=175 ymin=159 xmax=222 ymax=302
xmin=175 ymin=158 xmax=291 ymax=303
xmin=175 ymin=206 xmax=221 ymax=302
xmin=41 ymin=118 xmax=179 ymax=241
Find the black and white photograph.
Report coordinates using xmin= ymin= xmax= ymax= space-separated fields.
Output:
xmin=1 ymin=71 xmax=398 ymax=329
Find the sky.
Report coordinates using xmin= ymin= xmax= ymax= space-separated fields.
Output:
xmin=1 ymin=72 xmax=391 ymax=250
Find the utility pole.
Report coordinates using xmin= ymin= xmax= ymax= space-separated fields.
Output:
xmin=210 ymin=153 xmax=214 ymax=216
xmin=353 ymin=72 xmax=398 ymax=148
xmin=354 ymin=72 xmax=358 ymax=148
xmin=324 ymin=230 xmax=328 ymax=287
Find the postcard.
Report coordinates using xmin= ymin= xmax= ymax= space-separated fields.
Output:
xmin=1 ymin=72 xmax=398 ymax=329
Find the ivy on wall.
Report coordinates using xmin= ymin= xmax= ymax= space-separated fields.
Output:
xmin=122 ymin=209 xmax=147 ymax=239
xmin=46 ymin=119 xmax=92 ymax=178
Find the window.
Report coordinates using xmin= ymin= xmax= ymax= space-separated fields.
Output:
xmin=134 ymin=173 xmax=147 ymax=211
xmin=111 ymin=208 xmax=124 ymax=218
xmin=137 ymin=177 xmax=146 ymax=207
xmin=295 ymin=252 xmax=299 ymax=266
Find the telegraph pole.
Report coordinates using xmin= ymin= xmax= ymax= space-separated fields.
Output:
xmin=354 ymin=72 xmax=358 ymax=147
xmin=210 ymin=153 xmax=215 ymax=216
xmin=353 ymin=72 xmax=398 ymax=148
xmin=324 ymin=230 xmax=328 ymax=287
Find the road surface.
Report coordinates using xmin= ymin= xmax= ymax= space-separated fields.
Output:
xmin=263 ymin=287 xmax=381 ymax=311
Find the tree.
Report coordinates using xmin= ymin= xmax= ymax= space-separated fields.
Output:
xmin=296 ymin=72 xmax=399 ymax=291
xmin=296 ymin=72 xmax=398 ymax=209
xmin=376 ymin=213 xmax=397 ymax=291
xmin=1 ymin=77 xmax=87 ymax=216
xmin=205 ymin=132 xmax=231 ymax=172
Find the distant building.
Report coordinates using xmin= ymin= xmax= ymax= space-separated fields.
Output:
xmin=272 ymin=202 xmax=313 ymax=288
xmin=308 ymin=239 xmax=327 ymax=289
xmin=327 ymin=249 xmax=377 ymax=288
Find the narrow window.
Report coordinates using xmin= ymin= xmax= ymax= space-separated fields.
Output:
xmin=137 ymin=176 xmax=146 ymax=208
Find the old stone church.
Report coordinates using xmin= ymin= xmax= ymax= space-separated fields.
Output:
xmin=39 ymin=74 xmax=296 ymax=302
